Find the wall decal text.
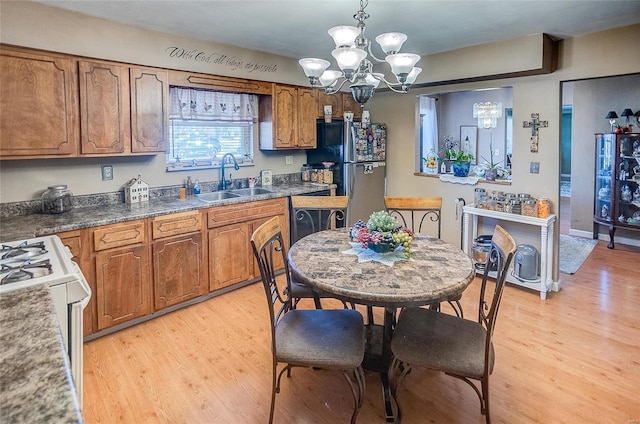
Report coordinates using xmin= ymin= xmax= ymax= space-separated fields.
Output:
xmin=165 ymin=47 xmax=279 ymax=73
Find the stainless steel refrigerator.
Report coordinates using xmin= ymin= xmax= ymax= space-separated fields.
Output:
xmin=307 ymin=119 xmax=387 ymax=227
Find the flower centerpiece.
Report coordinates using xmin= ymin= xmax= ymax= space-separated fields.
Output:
xmin=350 ymin=211 xmax=414 ymax=257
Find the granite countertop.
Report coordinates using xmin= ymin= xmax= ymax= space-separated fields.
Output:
xmin=0 ymin=285 xmax=83 ymax=423
xmin=288 ymin=228 xmax=475 ymax=308
xmin=0 ymin=182 xmax=333 ymax=242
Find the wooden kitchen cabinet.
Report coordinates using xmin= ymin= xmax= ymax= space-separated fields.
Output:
xmin=259 ymin=84 xmax=317 ymax=150
xmin=0 ymin=45 xmax=79 ymax=158
xmin=151 ymin=211 xmax=207 ymax=310
xmin=317 ymin=91 xmax=362 ymax=121
xmin=207 ymin=198 xmax=289 ymax=290
xmin=130 ymin=66 xmax=169 ymax=153
xmin=78 ymin=60 xmax=131 ymax=155
xmin=297 ymin=87 xmax=318 ymax=148
xmin=92 ymin=220 xmax=152 ymax=330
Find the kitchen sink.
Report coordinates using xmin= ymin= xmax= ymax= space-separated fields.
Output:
xmin=231 ymin=187 xmax=274 ymax=196
xmin=196 ymin=191 xmax=241 ymax=202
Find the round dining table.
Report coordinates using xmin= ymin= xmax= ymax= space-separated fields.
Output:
xmin=288 ymin=228 xmax=475 ymax=423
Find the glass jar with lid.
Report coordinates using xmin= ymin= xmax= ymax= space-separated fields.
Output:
xmin=522 ymin=199 xmax=538 ymax=217
xmin=536 ymin=197 xmax=551 ymax=218
xmin=42 ymin=185 xmax=73 ymax=214
xmin=301 ymin=164 xmax=312 ymax=182
xmin=474 ymin=188 xmax=486 ymax=207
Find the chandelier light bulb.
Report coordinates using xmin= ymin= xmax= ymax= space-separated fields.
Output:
xmin=328 ymin=26 xmax=360 ymax=48
xmin=298 ymin=58 xmax=330 ymax=78
xmin=386 ymin=53 xmax=420 ymax=82
xmin=375 ymin=32 xmax=407 ymax=55
xmin=319 ymin=70 xmax=343 ymax=88
xmin=404 ymin=67 xmax=422 ymax=85
xmin=332 ymin=47 xmax=367 ymax=73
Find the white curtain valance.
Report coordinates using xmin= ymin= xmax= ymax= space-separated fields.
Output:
xmin=169 ymin=87 xmax=259 ymax=122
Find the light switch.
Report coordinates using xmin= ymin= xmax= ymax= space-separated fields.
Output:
xmin=285 ymin=155 xmax=293 ymax=165
xmin=101 ymin=165 xmax=113 ymax=181
xmin=530 ymin=162 xmax=539 ymax=174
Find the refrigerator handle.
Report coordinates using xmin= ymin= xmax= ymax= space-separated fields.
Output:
xmin=344 ymin=121 xmax=356 ymax=163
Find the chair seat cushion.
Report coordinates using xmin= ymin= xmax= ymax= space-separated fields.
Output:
xmin=276 ymin=309 xmax=364 ymax=369
xmin=391 ymin=307 xmax=494 ymax=379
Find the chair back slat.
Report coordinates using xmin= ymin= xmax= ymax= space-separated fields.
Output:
xmin=290 ymin=196 xmax=349 ymax=242
xmin=251 ymin=217 xmax=292 ymax=333
xmin=478 ymin=225 xmax=517 ymax=348
xmin=384 ymin=196 xmax=442 ymax=238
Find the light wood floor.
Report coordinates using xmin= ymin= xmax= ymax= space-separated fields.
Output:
xmin=83 ymin=240 xmax=640 ymax=424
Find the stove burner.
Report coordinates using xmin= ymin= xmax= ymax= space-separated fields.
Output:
xmin=1 ymin=241 xmax=47 ymax=260
xmin=0 ymin=259 xmax=52 ymax=284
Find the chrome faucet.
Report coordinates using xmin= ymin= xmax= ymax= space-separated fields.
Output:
xmin=218 ymin=153 xmax=240 ymax=190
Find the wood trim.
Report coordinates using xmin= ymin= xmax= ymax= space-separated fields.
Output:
xmin=152 ymin=211 xmax=202 ymax=239
xmin=290 ymin=195 xmax=349 ymax=210
xmin=93 ymin=220 xmax=146 ymax=251
xmin=384 ymin=196 xmax=442 ymax=210
xmin=168 ymin=69 xmax=273 ymax=94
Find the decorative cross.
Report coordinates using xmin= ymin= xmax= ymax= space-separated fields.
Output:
xmin=523 ymin=113 xmax=548 ymax=152
xmin=523 ymin=113 xmax=548 ymax=136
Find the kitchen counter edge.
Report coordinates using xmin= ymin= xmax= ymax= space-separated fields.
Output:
xmin=0 ymin=183 xmax=334 ymax=242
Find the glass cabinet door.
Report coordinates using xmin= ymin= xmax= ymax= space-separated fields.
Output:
xmin=616 ymin=133 xmax=640 ymax=228
xmin=594 ymin=133 xmax=614 ymax=223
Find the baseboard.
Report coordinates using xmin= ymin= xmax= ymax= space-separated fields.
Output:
xmin=568 ymin=228 xmax=640 ymax=247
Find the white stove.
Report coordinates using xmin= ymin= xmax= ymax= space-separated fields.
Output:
xmin=0 ymin=235 xmax=91 ymax=405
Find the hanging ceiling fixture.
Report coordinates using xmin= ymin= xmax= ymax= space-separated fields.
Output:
xmin=298 ymin=0 xmax=422 ymax=106
xmin=473 ymin=101 xmax=503 ymax=129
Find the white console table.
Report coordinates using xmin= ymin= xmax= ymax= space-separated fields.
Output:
xmin=462 ymin=205 xmax=559 ymax=300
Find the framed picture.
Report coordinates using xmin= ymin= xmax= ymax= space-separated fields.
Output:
xmin=460 ymin=126 xmax=478 ymax=163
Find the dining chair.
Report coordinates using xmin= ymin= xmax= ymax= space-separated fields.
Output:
xmin=251 ymin=216 xmax=366 ymax=424
xmin=289 ymin=195 xmax=350 ymax=309
xmin=388 ymin=225 xmax=516 ymax=424
xmin=383 ymin=196 xmax=466 ymax=317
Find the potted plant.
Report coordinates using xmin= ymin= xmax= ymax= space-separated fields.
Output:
xmin=445 ymin=148 xmax=474 ymax=177
xmin=481 ymin=142 xmax=503 ymax=181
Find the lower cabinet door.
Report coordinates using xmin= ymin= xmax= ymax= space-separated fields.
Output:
xmin=153 ymin=233 xmax=207 ymax=310
xmin=95 ymin=244 xmax=152 ymax=330
xmin=209 ymin=222 xmax=253 ymax=291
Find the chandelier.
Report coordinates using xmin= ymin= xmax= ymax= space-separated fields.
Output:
xmin=473 ymin=101 xmax=503 ymax=129
xmin=298 ymin=0 xmax=422 ymax=106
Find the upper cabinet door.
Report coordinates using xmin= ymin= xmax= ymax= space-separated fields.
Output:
xmin=297 ymin=88 xmax=317 ymax=148
xmin=274 ymin=85 xmax=297 ymax=148
xmin=317 ymin=91 xmax=343 ymax=119
xmin=130 ymin=67 xmax=169 ymax=153
xmin=0 ymin=47 xmax=78 ymax=158
xmin=78 ymin=60 xmax=131 ymax=155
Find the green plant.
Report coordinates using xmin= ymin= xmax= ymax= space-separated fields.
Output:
xmin=481 ymin=142 xmax=503 ymax=170
xmin=445 ymin=148 xmax=474 ymax=163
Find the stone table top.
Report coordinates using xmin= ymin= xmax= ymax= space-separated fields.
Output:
xmin=288 ymin=229 xmax=475 ymax=308
xmin=0 ymin=284 xmax=83 ymax=423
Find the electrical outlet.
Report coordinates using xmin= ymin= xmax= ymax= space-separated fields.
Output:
xmin=530 ymin=161 xmax=540 ymax=174
xmin=493 ymin=148 xmax=499 ymax=156
xmin=285 ymin=155 xmax=293 ymax=165
xmin=101 ymin=165 xmax=113 ymax=181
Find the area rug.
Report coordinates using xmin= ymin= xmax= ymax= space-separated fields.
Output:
xmin=559 ymin=234 xmax=597 ymax=274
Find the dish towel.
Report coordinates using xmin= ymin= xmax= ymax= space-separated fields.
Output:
xmin=342 ymin=242 xmax=414 ymax=267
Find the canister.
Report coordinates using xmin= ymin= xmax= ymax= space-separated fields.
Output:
xmin=301 ymin=164 xmax=312 ymax=182
xmin=474 ymin=188 xmax=486 ymax=207
xmin=537 ymin=197 xmax=550 ymax=218
xmin=522 ymin=199 xmax=537 ymax=217
xmin=42 ymin=185 xmax=73 ymax=214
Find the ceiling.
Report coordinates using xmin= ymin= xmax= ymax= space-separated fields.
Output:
xmin=33 ymin=0 xmax=640 ymax=62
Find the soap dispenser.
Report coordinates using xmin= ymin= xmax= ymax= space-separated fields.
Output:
xmin=193 ymin=179 xmax=201 ymax=195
